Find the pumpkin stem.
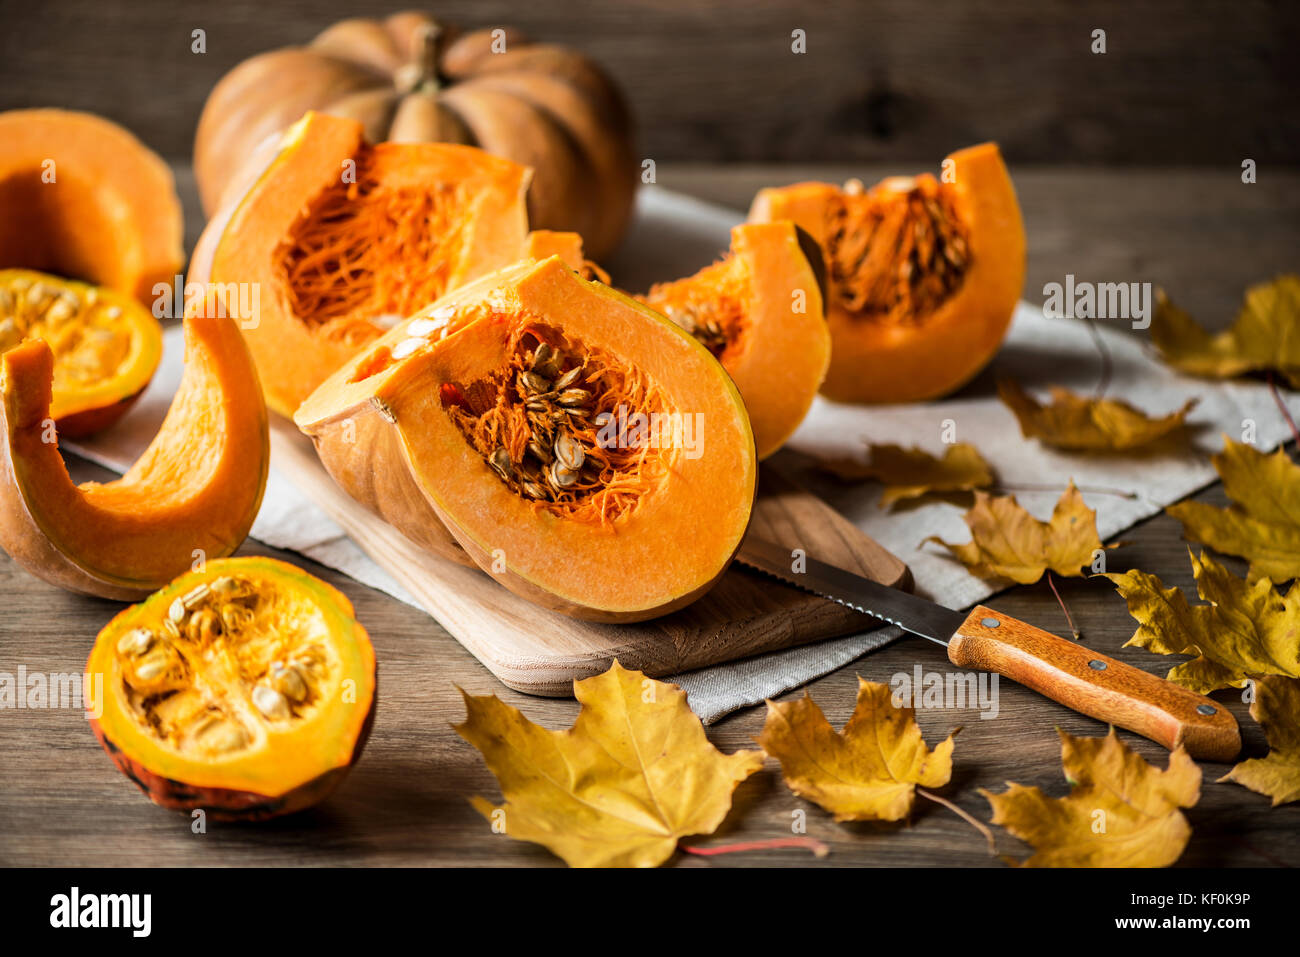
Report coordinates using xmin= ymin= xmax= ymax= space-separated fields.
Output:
xmin=409 ymin=21 xmax=443 ymax=93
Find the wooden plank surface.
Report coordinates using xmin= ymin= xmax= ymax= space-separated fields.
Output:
xmin=2 ymin=165 xmax=1299 ymax=866
xmin=1 ymin=0 xmax=1296 ymax=165
xmin=271 ymin=420 xmax=908 ymax=695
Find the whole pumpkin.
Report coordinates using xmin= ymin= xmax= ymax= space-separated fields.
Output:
xmin=193 ymin=10 xmax=637 ymax=260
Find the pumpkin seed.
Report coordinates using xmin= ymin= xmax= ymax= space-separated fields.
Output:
xmin=554 ymin=433 xmax=584 ymax=471
xmin=527 ymin=439 xmax=553 ymax=464
xmin=521 ymin=480 xmax=547 ymax=499
xmin=135 ymin=654 xmax=168 ymax=682
xmin=116 ymin=627 xmax=153 ymax=657
xmin=531 ymin=343 xmax=553 ymax=370
xmin=269 ymin=661 xmax=307 ymax=702
xmin=181 ymin=583 xmax=211 ymax=609
xmin=167 ymin=598 xmax=187 ymax=624
xmin=200 ymin=720 xmax=247 ymax=752
xmin=488 ymin=447 xmax=514 ymax=480
xmin=553 ymin=367 xmax=582 ymax=391
xmin=520 ymin=371 xmax=551 ymax=395
xmin=556 ymin=388 xmax=590 ymax=408
xmin=406 ymin=316 xmax=444 ymax=337
xmin=548 ymin=460 xmax=578 ymax=489
xmin=430 ymin=304 xmax=457 ymax=321
xmin=252 ymin=684 xmax=290 ymax=720
xmin=392 ymin=337 xmax=425 ymax=360
xmin=187 ymin=608 xmax=222 ymax=642
xmin=162 ymin=617 xmax=182 ymax=640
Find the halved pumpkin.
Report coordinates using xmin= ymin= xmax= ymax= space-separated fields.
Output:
xmin=0 ymin=269 xmax=163 ymax=437
xmin=0 ymin=298 xmax=268 ymax=599
xmin=748 ymin=142 xmax=1025 ymax=404
xmin=88 ymin=556 xmax=375 ymax=820
xmin=640 ymin=222 xmax=829 ymax=459
xmin=296 ymin=256 xmax=757 ymax=621
xmin=188 ymin=110 xmax=531 ymax=417
xmin=0 ymin=109 xmax=183 ymax=305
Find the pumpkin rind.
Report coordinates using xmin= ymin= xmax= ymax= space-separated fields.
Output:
xmin=194 ymin=11 xmax=636 ymax=260
xmin=87 ymin=557 xmax=376 ymax=820
xmin=296 ymin=257 xmax=758 ymax=622
xmin=749 ymin=142 xmax=1025 ymax=404
xmin=0 ymin=302 xmax=268 ymax=600
xmin=189 ymin=110 xmax=531 ymax=418
xmin=0 ymin=109 xmax=183 ymax=306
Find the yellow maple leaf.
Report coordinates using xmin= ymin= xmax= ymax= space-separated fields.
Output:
xmin=814 ymin=442 xmax=994 ymax=508
xmin=1165 ymin=438 xmax=1300 ymax=581
xmin=925 ymin=482 xmax=1107 ymax=583
xmin=1105 ymin=550 xmax=1300 ymax=693
xmin=1221 ymin=676 xmax=1300 ymax=805
xmin=454 ymin=660 xmax=764 ymax=868
xmin=758 ymin=678 xmax=957 ymax=822
xmin=1151 ymin=276 xmax=1300 ymax=385
xmin=998 ymin=379 xmax=1196 ymax=451
xmin=983 ymin=728 xmax=1201 ymax=867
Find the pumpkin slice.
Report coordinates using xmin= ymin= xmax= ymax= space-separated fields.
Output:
xmin=749 ymin=142 xmax=1025 ymax=404
xmin=189 ymin=110 xmax=530 ymax=417
xmin=0 ymin=269 xmax=163 ymax=437
xmin=88 ymin=556 xmax=376 ymax=820
xmin=0 ymin=109 xmax=183 ymax=305
xmin=640 ymin=222 xmax=830 ymax=459
xmin=0 ymin=299 xmax=268 ymax=599
xmin=296 ymin=256 xmax=757 ymax=622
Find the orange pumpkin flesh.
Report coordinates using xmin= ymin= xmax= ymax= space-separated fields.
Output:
xmin=0 ymin=269 xmax=163 ymax=437
xmin=749 ymin=142 xmax=1025 ymax=404
xmin=296 ymin=256 xmax=757 ymax=622
xmin=640 ymin=222 xmax=830 ymax=459
xmin=0 ymin=109 xmax=183 ymax=306
xmin=194 ymin=11 xmax=635 ymax=259
xmin=88 ymin=557 xmax=376 ymax=820
xmin=0 ymin=304 xmax=268 ymax=600
xmin=189 ymin=111 xmax=530 ymax=418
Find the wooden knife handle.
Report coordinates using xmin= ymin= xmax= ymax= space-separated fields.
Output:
xmin=947 ymin=605 xmax=1241 ymax=761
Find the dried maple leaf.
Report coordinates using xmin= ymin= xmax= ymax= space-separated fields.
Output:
xmin=815 ymin=442 xmax=993 ymax=507
xmin=983 ymin=728 xmax=1201 ymax=867
xmin=925 ymin=482 xmax=1107 ymax=583
xmin=1105 ymin=550 xmax=1300 ymax=693
xmin=758 ymin=678 xmax=957 ymax=822
xmin=1165 ymin=438 xmax=1300 ymax=581
xmin=1221 ymin=676 xmax=1300 ymax=805
xmin=998 ymin=379 xmax=1196 ymax=451
xmin=454 ymin=660 xmax=764 ymax=868
xmin=1151 ymin=276 xmax=1300 ymax=386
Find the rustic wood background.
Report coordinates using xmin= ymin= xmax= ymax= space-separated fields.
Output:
xmin=1 ymin=0 xmax=1297 ymax=165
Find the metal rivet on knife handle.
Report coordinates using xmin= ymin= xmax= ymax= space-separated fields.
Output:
xmin=980 ymin=617 xmax=1000 ymax=628
xmin=1089 ymin=660 xmax=1107 ymax=670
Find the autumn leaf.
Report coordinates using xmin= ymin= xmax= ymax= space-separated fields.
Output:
xmin=925 ymin=482 xmax=1108 ymax=583
xmin=1104 ymin=550 xmax=1300 ymax=693
xmin=1151 ymin=276 xmax=1300 ymax=386
xmin=983 ymin=728 xmax=1201 ymax=867
xmin=758 ymin=678 xmax=957 ymax=822
xmin=454 ymin=661 xmax=764 ymax=868
xmin=814 ymin=442 xmax=994 ymax=507
xmin=1221 ymin=676 xmax=1300 ymax=806
xmin=998 ymin=379 xmax=1196 ymax=451
xmin=1165 ymin=438 xmax=1300 ymax=581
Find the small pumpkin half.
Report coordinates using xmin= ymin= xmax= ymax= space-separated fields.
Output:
xmin=296 ymin=256 xmax=757 ymax=621
xmin=0 ymin=299 xmax=268 ymax=599
xmin=88 ymin=556 xmax=376 ymax=820
xmin=0 ymin=108 xmax=183 ymax=305
xmin=189 ymin=110 xmax=530 ymax=417
xmin=749 ymin=143 xmax=1024 ymax=404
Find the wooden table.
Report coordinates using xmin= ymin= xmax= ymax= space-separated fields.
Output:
xmin=2 ymin=166 xmax=1298 ymax=867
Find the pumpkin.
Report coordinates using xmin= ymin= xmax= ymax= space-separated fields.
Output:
xmin=193 ymin=10 xmax=636 ymax=260
xmin=188 ymin=110 xmax=531 ymax=418
xmin=0 ymin=297 xmax=268 ymax=600
xmin=748 ymin=143 xmax=1025 ymax=404
xmin=88 ymin=556 xmax=376 ymax=820
xmin=0 ymin=109 xmax=183 ymax=305
xmin=295 ymin=256 xmax=757 ymax=622
xmin=640 ymin=222 xmax=830 ymax=459
xmin=0 ymin=269 xmax=163 ymax=437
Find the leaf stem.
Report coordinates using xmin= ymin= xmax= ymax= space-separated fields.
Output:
xmin=1266 ymin=372 xmax=1300 ymax=450
xmin=917 ymin=789 xmax=996 ymax=855
xmin=679 ymin=836 xmax=830 ymax=859
xmin=1047 ymin=571 xmax=1082 ymax=640
xmin=992 ymin=482 xmax=1137 ymax=500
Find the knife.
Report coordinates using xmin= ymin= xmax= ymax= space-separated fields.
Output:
xmin=736 ymin=536 xmax=1240 ymax=762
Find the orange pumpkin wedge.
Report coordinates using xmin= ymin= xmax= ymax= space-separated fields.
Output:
xmin=749 ymin=142 xmax=1025 ymax=404
xmin=0 ymin=269 xmax=163 ymax=437
xmin=640 ymin=222 xmax=830 ymax=459
xmin=0 ymin=109 xmax=183 ymax=306
xmin=89 ymin=556 xmax=375 ymax=820
xmin=0 ymin=299 xmax=268 ymax=599
xmin=296 ymin=256 xmax=757 ymax=622
xmin=188 ymin=110 xmax=531 ymax=417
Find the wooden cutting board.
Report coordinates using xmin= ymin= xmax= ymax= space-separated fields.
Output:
xmin=270 ymin=420 xmax=909 ymax=695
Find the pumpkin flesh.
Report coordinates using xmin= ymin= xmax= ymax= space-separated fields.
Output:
xmin=748 ymin=142 xmax=1025 ymax=404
